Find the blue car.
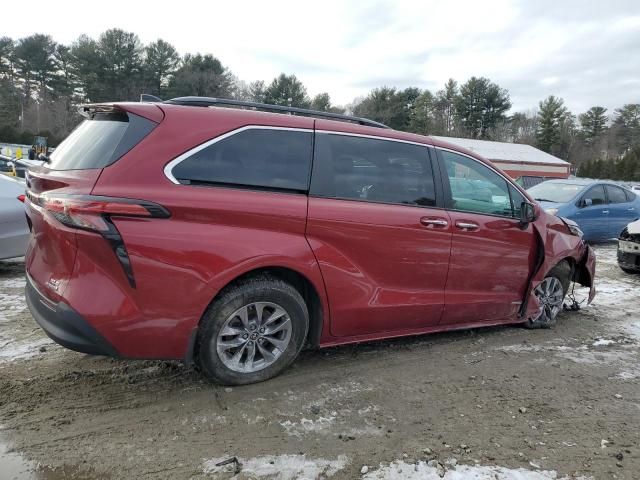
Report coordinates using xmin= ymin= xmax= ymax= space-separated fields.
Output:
xmin=528 ymin=179 xmax=640 ymax=241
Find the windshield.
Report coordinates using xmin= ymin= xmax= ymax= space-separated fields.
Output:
xmin=527 ymin=182 xmax=584 ymax=203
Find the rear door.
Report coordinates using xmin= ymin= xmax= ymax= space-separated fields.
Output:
xmin=306 ymin=130 xmax=451 ymax=337
xmin=574 ymin=185 xmax=609 ymax=240
xmin=437 ymin=149 xmax=536 ymax=325
xmin=605 ymin=185 xmax=637 ymax=237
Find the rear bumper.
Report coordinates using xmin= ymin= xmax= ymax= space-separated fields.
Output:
xmin=25 ymin=274 xmax=119 ymax=357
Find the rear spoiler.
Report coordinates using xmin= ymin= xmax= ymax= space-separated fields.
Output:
xmin=78 ymin=102 xmax=164 ymax=123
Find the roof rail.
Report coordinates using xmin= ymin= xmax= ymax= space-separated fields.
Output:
xmin=139 ymin=94 xmax=389 ymax=129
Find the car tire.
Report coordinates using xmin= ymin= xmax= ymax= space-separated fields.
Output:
xmin=525 ymin=261 xmax=571 ymax=329
xmin=197 ymin=275 xmax=309 ymax=385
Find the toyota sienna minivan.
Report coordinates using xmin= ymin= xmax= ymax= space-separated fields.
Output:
xmin=24 ymin=97 xmax=596 ymax=385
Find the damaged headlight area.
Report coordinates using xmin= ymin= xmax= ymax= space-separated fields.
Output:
xmin=560 ymin=217 xmax=583 ymax=237
xmin=618 ymin=219 xmax=640 ymax=274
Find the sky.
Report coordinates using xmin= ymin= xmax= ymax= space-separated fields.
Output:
xmin=2 ymin=0 xmax=639 ymax=114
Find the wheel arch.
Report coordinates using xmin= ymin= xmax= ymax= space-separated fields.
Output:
xmin=188 ymin=265 xmax=326 ymax=366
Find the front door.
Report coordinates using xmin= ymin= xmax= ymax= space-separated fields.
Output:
xmin=437 ymin=149 xmax=536 ymax=325
xmin=306 ymin=130 xmax=451 ymax=337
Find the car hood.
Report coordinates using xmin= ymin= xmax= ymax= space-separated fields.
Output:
xmin=627 ymin=219 xmax=640 ymax=235
xmin=536 ymin=200 xmax=561 ymax=211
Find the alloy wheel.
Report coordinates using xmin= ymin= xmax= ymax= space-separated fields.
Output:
xmin=533 ymin=277 xmax=564 ymax=324
xmin=216 ymin=302 xmax=292 ymax=373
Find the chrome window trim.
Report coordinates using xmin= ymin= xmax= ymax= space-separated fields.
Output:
xmin=163 ymin=125 xmax=313 ymax=185
xmin=315 ymin=129 xmax=429 ymax=148
xmin=435 ymin=146 xmax=520 ymax=187
xmin=435 ymin=146 xmax=523 ymax=220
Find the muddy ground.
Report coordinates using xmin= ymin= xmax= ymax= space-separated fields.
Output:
xmin=0 ymin=243 xmax=638 ymax=479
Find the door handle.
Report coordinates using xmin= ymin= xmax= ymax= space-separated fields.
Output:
xmin=602 ymin=210 xmax=609 ymax=214
xmin=628 ymin=208 xmax=635 ymax=211
xmin=455 ymin=221 xmax=479 ymax=231
xmin=420 ymin=217 xmax=448 ymax=228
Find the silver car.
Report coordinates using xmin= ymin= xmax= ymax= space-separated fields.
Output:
xmin=0 ymin=174 xmax=29 ymax=259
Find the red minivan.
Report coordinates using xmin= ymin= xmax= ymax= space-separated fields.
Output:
xmin=24 ymin=97 xmax=596 ymax=385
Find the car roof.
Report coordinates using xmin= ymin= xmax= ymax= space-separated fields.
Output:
xmin=541 ymin=178 xmax=630 ymax=188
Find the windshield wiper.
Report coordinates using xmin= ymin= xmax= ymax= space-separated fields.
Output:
xmin=534 ymin=198 xmax=556 ymax=203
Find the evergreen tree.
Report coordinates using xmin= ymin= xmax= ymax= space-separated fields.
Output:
xmin=408 ymin=89 xmax=435 ymax=135
xmin=612 ymin=104 xmax=640 ymax=151
xmin=263 ymin=73 xmax=310 ymax=108
xmin=454 ymin=77 xmax=511 ymax=139
xmin=97 ymin=29 xmax=144 ymax=101
xmin=144 ymin=39 xmax=179 ymax=96
xmin=168 ymin=53 xmax=233 ymax=98
xmin=579 ymin=106 xmax=608 ymax=145
xmin=434 ymin=79 xmax=458 ymax=135
xmin=536 ymin=95 xmax=568 ymax=153
xmin=352 ymin=86 xmax=419 ymax=131
xmin=13 ymin=34 xmax=59 ymax=103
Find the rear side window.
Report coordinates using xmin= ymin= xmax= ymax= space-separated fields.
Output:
xmin=310 ymin=133 xmax=436 ymax=207
xmin=625 ymin=189 xmax=637 ymax=202
xmin=606 ymin=185 xmax=628 ymax=204
xmin=48 ymin=111 xmax=156 ymax=170
xmin=172 ymin=128 xmax=312 ymax=191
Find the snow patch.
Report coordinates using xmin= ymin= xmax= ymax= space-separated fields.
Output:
xmin=203 ymin=454 xmax=348 ymax=479
xmin=363 ymin=460 xmax=592 ymax=480
xmin=280 ymin=415 xmax=336 ymax=436
xmin=0 ymin=337 xmax=52 ymax=362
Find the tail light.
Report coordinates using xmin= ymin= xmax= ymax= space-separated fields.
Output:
xmin=26 ymin=192 xmax=170 ymax=288
xmin=17 ymin=194 xmax=25 ymax=203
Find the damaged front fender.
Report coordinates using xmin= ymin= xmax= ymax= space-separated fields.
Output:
xmin=574 ymin=245 xmax=596 ymax=303
xmin=520 ymin=219 xmax=596 ymax=322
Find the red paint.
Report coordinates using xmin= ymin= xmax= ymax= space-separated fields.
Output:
xmin=25 ymin=104 xmax=595 ymax=361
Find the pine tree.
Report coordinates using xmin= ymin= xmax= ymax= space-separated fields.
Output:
xmin=579 ymin=106 xmax=608 ymax=145
xmin=454 ymin=77 xmax=511 ymax=139
xmin=536 ymin=96 xmax=568 ymax=154
xmin=263 ymin=73 xmax=310 ymax=108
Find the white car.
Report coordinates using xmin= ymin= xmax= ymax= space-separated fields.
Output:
xmin=0 ymin=175 xmax=29 ymax=260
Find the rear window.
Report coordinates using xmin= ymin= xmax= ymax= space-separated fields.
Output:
xmin=171 ymin=128 xmax=313 ymax=191
xmin=48 ymin=111 xmax=156 ymax=170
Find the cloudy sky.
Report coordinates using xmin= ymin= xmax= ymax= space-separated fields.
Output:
xmin=3 ymin=0 xmax=639 ymax=113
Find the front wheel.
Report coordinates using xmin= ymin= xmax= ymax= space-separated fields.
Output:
xmin=526 ymin=262 xmax=570 ymax=329
xmin=197 ymin=276 xmax=309 ymax=385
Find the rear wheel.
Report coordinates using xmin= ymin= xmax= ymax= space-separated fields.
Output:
xmin=197 ymin=276 xmax=309 ymax=385
xmin=526 ymin=262 xmax=571 ymax=329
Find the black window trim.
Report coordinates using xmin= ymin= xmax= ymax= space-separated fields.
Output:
xmin=163 ymin=125 xmax=314 ymax=185
xmin=434 ymin=146 xmax=527 ymax=220
xmin=308 ymin=131 xmax=445 ymax=210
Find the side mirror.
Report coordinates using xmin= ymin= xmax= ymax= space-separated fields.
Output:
xmin=37 ymin=153 xmax=49 ymax=163
xmin=7 ymin=161 xmax=14 ymax=167
xmin=520 ymin=201 xmax=537 ymax=226
xmin=582 ymin=198 xmax=593 ymax=208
